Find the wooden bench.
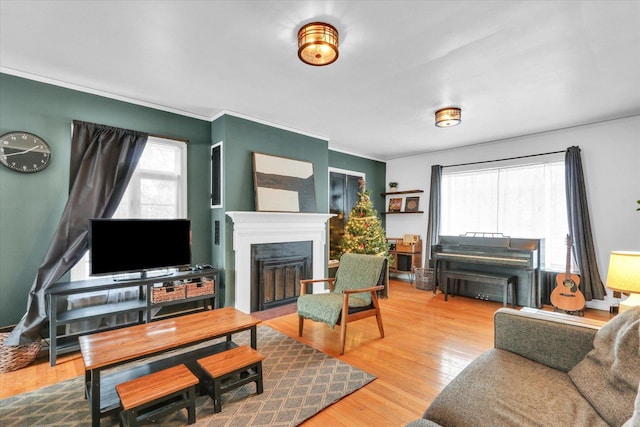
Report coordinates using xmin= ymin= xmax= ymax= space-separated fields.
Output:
xmin=442 ymin=270 xmax=517 ymax=308
xmin=197 ymin=345 xmax=266 ymax=413
xmin=115 ymin=364 xmax=199 ymax=426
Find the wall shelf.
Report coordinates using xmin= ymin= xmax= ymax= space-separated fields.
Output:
xmin=382 ymin=189 xmax=424 ymax=214
xmin=383 ymin=211 xmax=424 ymax=215
xmin=380 ymin=189 xmax=424 ymax=196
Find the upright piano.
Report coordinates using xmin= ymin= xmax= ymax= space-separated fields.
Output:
xmin=432 ymin=234 xmax=544 ymax=308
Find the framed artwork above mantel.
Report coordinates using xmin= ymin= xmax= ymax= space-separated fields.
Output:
xmin=252 ymin=152 xmax=317 ymax=212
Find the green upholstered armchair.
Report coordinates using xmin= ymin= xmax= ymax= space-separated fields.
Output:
xmin=297 ymin=253 xmax=387 ymax=355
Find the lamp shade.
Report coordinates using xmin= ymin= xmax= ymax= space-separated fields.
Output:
xmin=298 ymin=22 xmax=339 ymax=66
xmin=435 ymin=107 xmax=462 ymax=127
xmin=606 ymin=251 xmax=640 ymax=313
xmin=607 ymin=251 xmax=640 ymax=293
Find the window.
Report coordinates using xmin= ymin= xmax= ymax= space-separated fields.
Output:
xmin=441 ymin=156 xmax=569 ymax=271
xmin=71 ymin=137 xmax=187 ymax=280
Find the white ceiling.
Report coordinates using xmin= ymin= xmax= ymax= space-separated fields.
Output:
xmin=1 ymin=1 xmax=639 ymax=160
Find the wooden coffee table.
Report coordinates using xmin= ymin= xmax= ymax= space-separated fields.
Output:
xmin=79 ymin=307 xmax=261 ymax=426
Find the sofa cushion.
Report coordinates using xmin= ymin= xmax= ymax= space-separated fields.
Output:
xmin=423 ymin=349 xmax=607 ymax=427
xmin=569 ymin=306 xmax=640 ymax=427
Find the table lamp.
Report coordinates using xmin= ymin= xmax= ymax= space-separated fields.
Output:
xmin=606 ymin=251 xmax=640 ymax=313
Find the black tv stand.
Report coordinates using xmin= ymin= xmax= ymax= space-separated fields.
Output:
xmin=46 ymin=268 xmax=218 ymax=366
xmin=113 ymin=270 xmax=174 ymax=281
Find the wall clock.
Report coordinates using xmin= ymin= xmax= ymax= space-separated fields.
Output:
xmin=0 ymin=131 xmax=51 ymax=173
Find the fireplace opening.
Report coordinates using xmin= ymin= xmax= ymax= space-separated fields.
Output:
xmin=250 ymin=241 xmax=313 ymax=312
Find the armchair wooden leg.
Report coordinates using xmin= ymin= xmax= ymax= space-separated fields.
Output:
xmin=298 ymin=315 xmax=304 ymax=337
xmin=375 ymin=310 xmax=385 ymax=338
xmin=339 ymin=320 xmax=347 ymax=355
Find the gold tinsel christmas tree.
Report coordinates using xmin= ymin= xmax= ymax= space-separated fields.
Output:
xmin=339 ymin=186 xmax=391 ymax=260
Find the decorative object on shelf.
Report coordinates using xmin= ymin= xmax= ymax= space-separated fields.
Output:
xmin=339 ymin=188 xmax=391 ymax=261
xmin=405 ymin=196 xmax=420 ymax=212
xmin=186 ymin=279 xmax=215 ymax=298
xmin=297 ymin=22 xmax=339 ymax=66
xmin=151 ymin=282 xmax=186 ymax=303
xmin=0 ymin=332 xmax=41 ymax=373
xmin=252 ymin=152 xmax=316 ymax=212
xmin=435 ymin=107 xmax=462 ymax=127
xmin=388 ymin=197 xmax=402 ymax=212
xmin=0 ymin=131 xmax=51 ymax=173
xmin=606 ymin=251 xmax=640 ymax=313
xmin=388 ymin=181 xmax=398 ymax=192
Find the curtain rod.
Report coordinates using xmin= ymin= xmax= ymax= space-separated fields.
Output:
xmin=443 ymin=149 xmax=565 ymax=168
xmin=150 ymin=133 xmax=189 ymax=143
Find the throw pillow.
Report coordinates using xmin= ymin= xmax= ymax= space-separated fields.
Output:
xmin=569 ymin=306 xmax=640 ymax=426
xmin=621 ymin=383 xmax=640 ymax=427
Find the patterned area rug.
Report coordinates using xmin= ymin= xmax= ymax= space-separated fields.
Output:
xmin=0 ymin=326 xmax=375 ymax=426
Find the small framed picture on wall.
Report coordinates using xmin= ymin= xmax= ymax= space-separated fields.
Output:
xmin=388 ymin=198 xmax=402 ymax=212
xmin=405 ymin=196 xmax=420 ymax=212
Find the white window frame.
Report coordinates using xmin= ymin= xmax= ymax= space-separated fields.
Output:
xmin=440 ymin=153 xmax=570 ymax=271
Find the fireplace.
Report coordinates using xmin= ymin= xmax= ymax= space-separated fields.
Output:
xmin=251 ymin=241 xmax=312 ymax=312
xmin=226 ymin=212 xmax=334 ymax=313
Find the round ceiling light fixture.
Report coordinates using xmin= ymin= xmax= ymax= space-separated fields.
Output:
xmin=435 ymin=107 xmax=462 ymax=127
xmin=297 ymin=22 xmax=339 ymax=66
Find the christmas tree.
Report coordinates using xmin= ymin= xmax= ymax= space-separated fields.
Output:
xmin=339 ymin=184 xmax=391 ymax=260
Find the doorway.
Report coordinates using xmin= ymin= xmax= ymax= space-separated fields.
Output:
xmin=329 ymin=168 xmax=365 ymax=260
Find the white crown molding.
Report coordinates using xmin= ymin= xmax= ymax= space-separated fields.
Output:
xmin=1 ymin=67 xmax=211 ymax=121
xmin=211 ymin=110 xmax=330 ymax=142
xmin=2 ymin=67 xmax=384 ymax=162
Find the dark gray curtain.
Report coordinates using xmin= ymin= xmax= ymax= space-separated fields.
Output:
xmin=425 ymin=165 xmax=443 ymax=266
xmin=4 ymin=121 xmax=148 ymax=345
xmin=565 ymin=146 xmax=606 ymax=301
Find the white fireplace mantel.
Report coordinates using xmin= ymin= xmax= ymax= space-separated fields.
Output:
xmin=226 ymin=211 xmax=334 ymax=313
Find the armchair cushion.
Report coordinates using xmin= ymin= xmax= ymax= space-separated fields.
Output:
xmin=569 ymin=306 xmax=640 ymax=426
xmin=333 ymin=253 xmax=386 ymax=306
xmin=297 ymin=293 xmax=370 ymax=329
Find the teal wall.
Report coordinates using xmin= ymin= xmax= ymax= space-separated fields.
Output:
xmin=0 ymin=73 xmax=387 ymax=326
xmin=211 ymin=115 xmax=332 ymax=307
xmin=0 ymin=73 xmax=211 ymax=327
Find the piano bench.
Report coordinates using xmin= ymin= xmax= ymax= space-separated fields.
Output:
xmin=442 ymin=271 xmax=517 ymax=308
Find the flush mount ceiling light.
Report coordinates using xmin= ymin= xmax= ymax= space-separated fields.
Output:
xmin=435 ymin=107 xmax=462 ymax=127
xmin=297 ymin=22 xmax=339 ymax=66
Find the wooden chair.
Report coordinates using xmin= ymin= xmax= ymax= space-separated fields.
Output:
xmin=297 ymin=253 xmax=387 ymax=355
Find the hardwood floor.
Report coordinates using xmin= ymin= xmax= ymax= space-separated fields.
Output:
xmin=0 ymin=278 xmax=612 ymax=425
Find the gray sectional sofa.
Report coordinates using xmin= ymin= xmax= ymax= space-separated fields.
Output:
xmin=408 ymin=307 xmax=640 ymax=427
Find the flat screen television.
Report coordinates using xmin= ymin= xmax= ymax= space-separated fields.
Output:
xmin=89 ymin=218 xmax=191 ymax=278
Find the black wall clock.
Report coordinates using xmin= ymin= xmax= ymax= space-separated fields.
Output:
xmin=0 ymin=131 xmax=51 ymax=173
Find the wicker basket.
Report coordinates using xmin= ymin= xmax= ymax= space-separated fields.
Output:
xmin=0 ymin=332 xmax=42 ymax=373
xmin=186 ymin=280 xmax=214 ymax=298
xmin=151 ymin=284 xmax=186 ymax=303
xmin=414 ymin=268 xmax=435 ymax=291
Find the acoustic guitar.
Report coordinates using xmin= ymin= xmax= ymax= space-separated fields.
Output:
xmin=550 ymin=235 xmax=585 ymax=312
